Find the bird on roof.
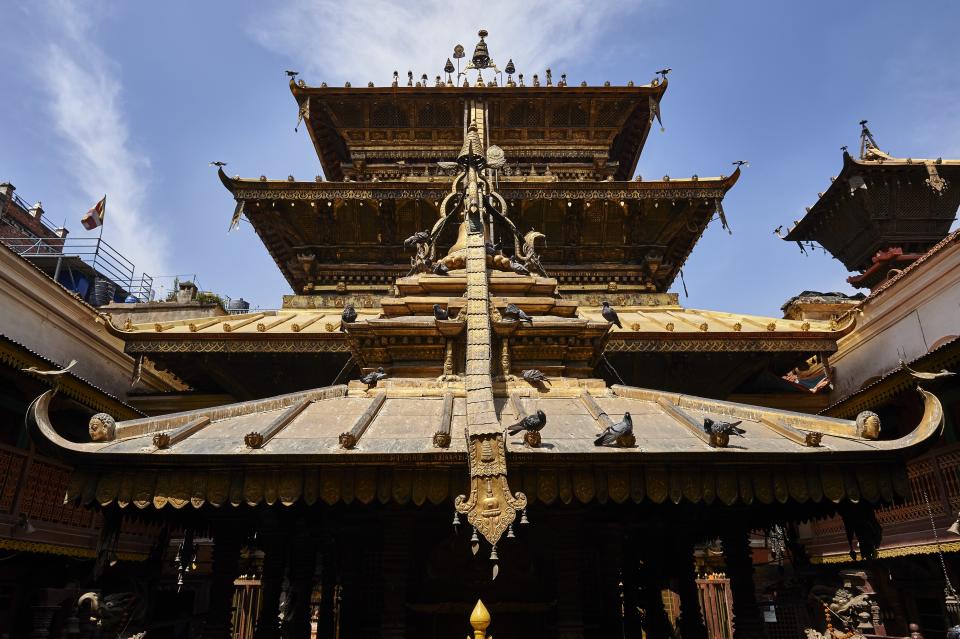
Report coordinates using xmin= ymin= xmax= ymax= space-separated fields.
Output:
xmin=900 ymin=360 xmax=956 ymax=381
xmin=485 ymin=241 xmax=502 ymax=256
xmin=773 ymin=225 xmax=784 ymax=238
xmin=285 ymin=70 xmax=299 ymax=78
xmin=521 ymin=369 xmax=550 ymax=385
xmin=509 ymin=255 xmax=530 ymax=275
xmin=432 ymin=261 xmax=450 ymax=276
xmin=732 ymin=160 xmax=749 ymax=168
xmin=403 ymin=230 xmax=431 ymax=250
xmin=22 ymin=359 xmax=77 ymax=376
xmin=656 ymin=68 xmax=672 ymax=79
xmin=507 ymin=410 xmax=547 ymax=435
xmin=209 ymin=161 xmax=227 ymax=167
xmin=433 ymin=304 xmax=456 ymax=320
xmin=703 ymin=418 xmax=746 ymax=437
xmin=601 ymin=301 xmax=622 ymax=329
xmin=341 ymin=304 xmax=357 ymax=330
xmin=360 ymin=367 xmax=387 ymax=386
xmin=503 ymin=303 xmax=533 ymax=324
xmin=595 ymin=412 xmax=633 ymax=446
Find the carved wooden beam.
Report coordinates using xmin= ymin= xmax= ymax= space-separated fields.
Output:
xmin=757 ymin=415 xmax=822 ymax=447
xmin=339 ymin=392 xmax=386 ymax=449
xmin=433 ymin=392 xmax=454 ymax=448
xmin=655 ymin=397 xmax=726 ymax=447
xmin=153 ymin=416 xmax=211 ymax=449
xmin=245 ymin=398 xmax=313 ymax=449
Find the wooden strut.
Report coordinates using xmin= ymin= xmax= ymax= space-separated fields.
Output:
xmin=757 ymin=415 xmax=823 ymax=447
xmin=655 ymin=397 xmax=726 ymax=448
xmin=244 ymin=398 xmax=313 ymax=448
xmin=339 ymin=392 xmax=386 ymax=449
xmin=153 ymin=416 xmax=211 ymax=449
xmin=580 ymin=390 xmax=615 ymax=430
xmin=433 ymin=392 xmax=455 ymax=448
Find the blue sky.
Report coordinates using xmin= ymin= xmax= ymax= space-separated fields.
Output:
xmin=2 ymin=1 xmax=958 ymax=314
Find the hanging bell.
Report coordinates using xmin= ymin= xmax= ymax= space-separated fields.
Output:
xmin=507 ymin=524 xmax=516 ymax=539
xmin=947 ymin=587 xmax=960 ymax=625
xmin=444 ymin=58 xmax=455 ymax=74
xmin=470 ymin=527 xmax=479 ymax=543
xmin=948 ymin=513 xmax=960 ymax=535
xmin=490 ymin=544 xmax=498 ymax=561
xmin=452 ymin=510 xmax=461 ymax=529
xmin=505 ymin=59 xmax=515 ymax=75
xmin=520 ymin=508 xmax=530 ymax=525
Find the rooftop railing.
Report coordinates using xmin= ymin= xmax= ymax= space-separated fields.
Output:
xmin=0 ymin=235 xmax=154 ymax=303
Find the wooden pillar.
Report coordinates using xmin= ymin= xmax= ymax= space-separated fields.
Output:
xmin=721 ymin=527 xmax=766 ymax=639
xmin=552 ymin=512 xmax=585 ymax=639
xmin=201 ymin=521 xmax=244 ymax=639
xmin=284 ymin=526 xmax=318 ymax=639
xmin=253 ymin=529 xmax=288 ymax=639
xmin=380 ymin=512 xmax=410 ymax=638
xmin=314 ymin=542 xmax=337 ymax=639
xmin=637 ymin=535 xmax=674 ymax=639
xmin=674 ymin=536 xmax=709 ymax=639
xmin=621 ymin=530 xmax=644 ymax=639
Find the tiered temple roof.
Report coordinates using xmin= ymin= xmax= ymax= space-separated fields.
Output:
xmin=784 ymin=123 xmax=960 ymax=290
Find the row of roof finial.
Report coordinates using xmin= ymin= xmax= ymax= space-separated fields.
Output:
xmin=287 ymin=29 xmax=669 ymax=89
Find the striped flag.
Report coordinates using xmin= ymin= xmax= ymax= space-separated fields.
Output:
xmin=81 ymin=195 xmax=106 ymax=230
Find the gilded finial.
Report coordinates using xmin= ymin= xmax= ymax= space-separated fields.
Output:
xmin=470 ymin=600 xmax=491 ymax=638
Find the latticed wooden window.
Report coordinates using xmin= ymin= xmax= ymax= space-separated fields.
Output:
xmin=596 ymin=100 xmax=628 ymax=127
xmin=371 ymin=103 xmax=409 ymax=128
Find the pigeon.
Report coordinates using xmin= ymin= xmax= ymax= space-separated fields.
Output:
xmin=360 ymin=367 xmax=387 ymax=386
xmin=341 ymin=304 xmax=357 ymax=330
xmin=485 ymin=241 xmax=502 ymax=256
xmin=433 ymin=304 xmax=455 ymax=320
xmin=521 ymin=369 xmax=550 ymax=384
xmin=703 ymin=418 xmax=746 ymax=437
xmin=432 ymin=261 xmax=450 ymax=276
xmin=655 ymin=68 xmax=672 ymax=78
xmin=732 ymin=160 xmax=750 ymax=168
xmin=901 ymin=360 xmax=955 ymax=381
xmin=601 ymin=301 xmax=622 ymax=328
xmin=22 ymin=359 xmax=77 ymax=376
xmin=507 ymin=410 xmax=547 ymax=435
xmin=403 ymin=231 xmax=431 ymax=249
xmin=509 ymin=255 xmax=530 ymax=275
xmin=209 ymin=161 xmax=227 ymax=168
xmin=503 ymin=303 xmax=533 ymax=324
xmin=285 ymin=70 xmax=299 ymax=78
xmin=594 ymin=412 xmax=633 ymax=446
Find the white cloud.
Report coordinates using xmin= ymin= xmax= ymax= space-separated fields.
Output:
xmin=251 ymin=0 xmax=630 ymax=86
xmin=36 ymin=0 xmax=167 ymax=279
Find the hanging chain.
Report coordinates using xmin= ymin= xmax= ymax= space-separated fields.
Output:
xmin=921 ymin=487 xmax=956 ymax=595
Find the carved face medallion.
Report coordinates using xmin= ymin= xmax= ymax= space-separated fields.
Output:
xmin=88 ymin=413 xmax=116 ymax=442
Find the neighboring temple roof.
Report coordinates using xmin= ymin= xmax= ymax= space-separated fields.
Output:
xmin=783 ymin=148 xmax=960 ymax=277
xmin=31 ymin=381 xmax=943 ymax=508
xmin=105 ymin=303 xmax=850 ymax=354
xmin=867 ymin=227 xmax=960 ymax=301
xmin=219 ymin=168 xmax=740 ymax=295
xmin=821 ymin=335 xmax=960 ymax=419
xmin=289 ymin=81 xmax=668 ymax=181
xmin=2 ymin=334 xmax=142 ymax=419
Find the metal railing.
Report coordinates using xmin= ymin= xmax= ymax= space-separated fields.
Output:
xmin=0 ymin=235 xmax=153 ymax=303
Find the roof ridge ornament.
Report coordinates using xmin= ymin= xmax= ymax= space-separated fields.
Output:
xmin=859 ymin=120 xmax=893 ymax=161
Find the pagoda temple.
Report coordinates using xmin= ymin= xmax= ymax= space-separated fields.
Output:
xmin=784 ymin=122 xmax=960 ymax=291
xmin=31 ymin=32 xmax=946 ymax=639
